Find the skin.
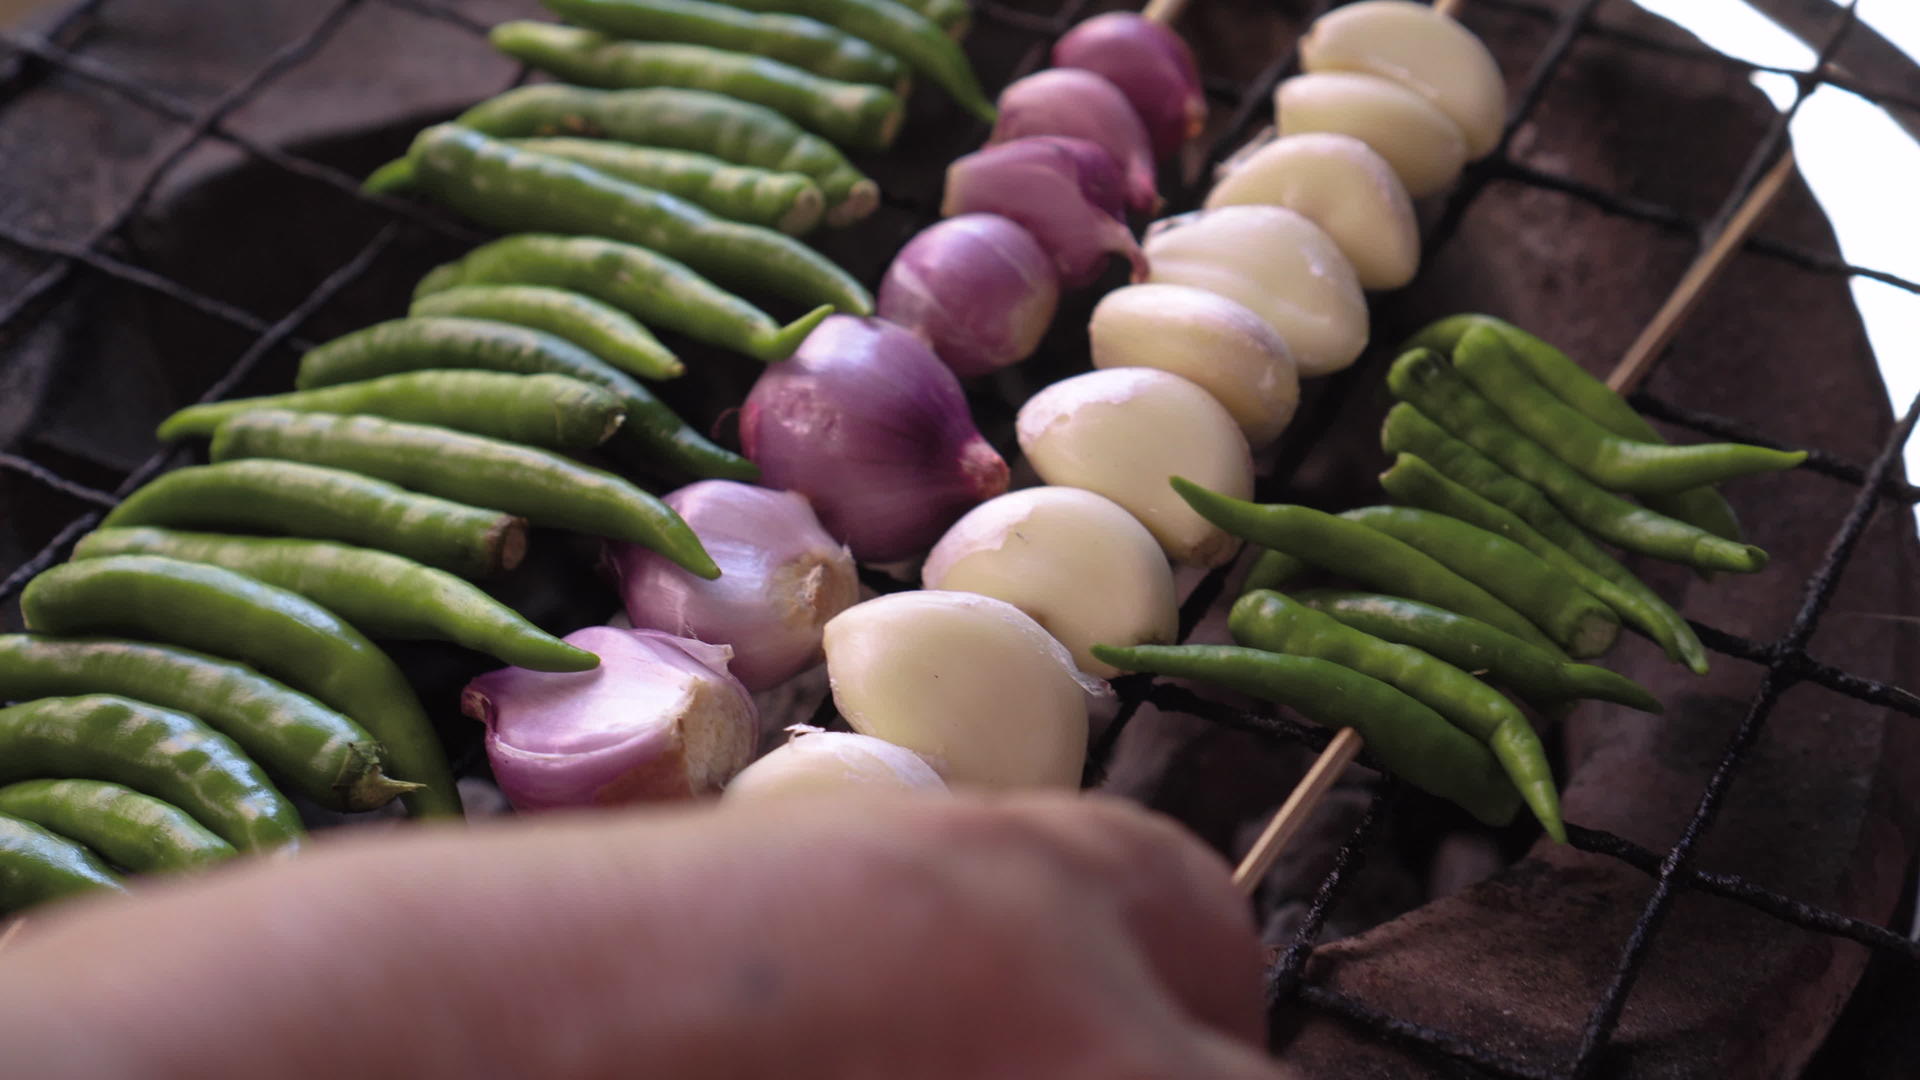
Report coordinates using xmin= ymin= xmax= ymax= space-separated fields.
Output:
xmin=503 ymin=139 xmax=824 ymax=236
xmin=0 ymin=795 xmax=1282 ymax=1079
xmin=0 ymin=780 xmax=235 ymax=875
xmin=405 ymin=125 xmax=872 ymax=315
xmin=0 ymin=813 xmax=123 ymax=912
xmin=410 ymin=284 xmax=684 ymax=380
xmin=543 ymin=0 xmax=907 ymax=88
xmin=20 ymin=558 xmax=458 ymax=820
xmin=72 ymin=529 xmax=597 ymax=673
xmin=210 ymin=411 xmax=719 ymax=580
xmin=293 ymin=315 xmax=761 ymax=480
xmin=1381 ymin=405 xmax=1710 ymax=674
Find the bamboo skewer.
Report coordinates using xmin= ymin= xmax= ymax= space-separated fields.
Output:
xmin=1232 ymin=728 xmax=1364 ymax=894
xmin=0 ymin=918 xmax=26 ymax=954
xmin=1141 ymin=0 xmax=1188 ymax=27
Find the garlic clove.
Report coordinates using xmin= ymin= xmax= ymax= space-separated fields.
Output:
xmin=1299 ymin=0 xmax=1505 ymax=160
xmin=724 ymin=729 xmax=949 ymax=801
xmin=823 ymin=592 xmax=1101 ymax=790
xmin=1143 ymin=205 xmax=1369 ymax=377
xmin=1088 ymin=283 xmax=1299 ymax=446
xmin=1275 ymin=71 xmax=1468 ymax=198
xmin=1016 ymin=368 xmax=1253 ymax=567
xmin=1204 ymin=133 xmax=1419 ymax=290
xmin=923 ymin=486 xmax=1178 ymax=677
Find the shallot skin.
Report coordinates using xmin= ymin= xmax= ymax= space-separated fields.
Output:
xmin=941 ymin=137 xmax=1147 ymax=289
xmin=988 ymin=68 xmax=1160 ymax=214
xmin=1052 ymin=12 xmax=1206 ymax=160
xmin=876 ymin=214 xmax=1060 ymax=378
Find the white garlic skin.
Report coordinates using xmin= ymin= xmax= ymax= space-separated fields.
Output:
xmin=1275 ymin=71 xmax=1467 ymax=198
xmin=1016 ymin=368 xmax=1253 ymax=567
xmin=823 ymin=591 xmax=1102 ymax=790
xmin=1205 ymin=133 xmax=1419 ymax=290
xmin=1300 ymin=0 xmax=1505 ymax=159
xmin=725 ymin=730 xmax=949 ymax=802
xmin=1088 ymin=283 xmax=1299 ymax=446
xmin=923 ymin=486 xmax=1178 ymax=678
xmin=1143 ymin=205 xmax=1369 ymax=377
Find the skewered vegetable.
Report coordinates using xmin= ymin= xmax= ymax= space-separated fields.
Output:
xmin=1299 ymin=0 xmax=1505 ymax=159
xmin=942 ymin=137 xmax=1145 ymax=289
xmin=1276 ymin=72 xmax=1467 ymax=198
xmin=1051 ymin=12 xmax=1204 ymax=160
xmin=724 ymin=729 xmax=949 ymax=801
xmin=875 ymin=214 xmax=1060 ymax=378
xmin=409 ymin=284 xmax=682 ymax=380
xmin=501 ymin=139 xmax=823 ymax=235
xmin=0 ymin=812 xmax=125 ymax=911
xmin=0 ymin=781 xmax=235 ymax=875
xmin=1205 ymin=132 xmax=1419 ymax=290
xmin=989 ymin=68 xmax=1159 ymax=214
xmin=543 ymin=0 xmax=906 ymax=88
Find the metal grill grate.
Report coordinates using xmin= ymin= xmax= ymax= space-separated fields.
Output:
xmin=1 ymin=0 xmax=1917 ymax=1076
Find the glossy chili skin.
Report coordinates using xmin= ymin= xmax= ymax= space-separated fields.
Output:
xmin=0 ymin=780 xmax=236 ymax=875
xmin=73 ymin=528 xmax=598 ymax=673
xmin=1385 ymin=349 xmax=1769 ymax=574
xmin=411 ymin=237 xmax=827 ymax=365
xmin=1293 ymin=589 xmax=1662 ymax=712
xmin=1381 ymin=405 xmax=1710 ymax=674
xmin=20 ymin=557 xmax=460 ymax=820
xmin=1404 ymin=313 xmax=1744 ymax=544
xmin=211 ymin=410 xmax=719 ymax=580
xmin=0 ymin=695 xmax=304 ymax=852
xmin=410 ymin=284 xmax=683 ymax=380
xmin=1338 ymin=505 xmax=1620 ymax=659
xmin=1228 ymin=590 xmax=1563 ymax=842
xmin=889 ymin=0 xmax=970 ymax=35
xmin=492 ymin=23 xmax=905 ymax=152
xmin=101 ymin=459 xmax=527 ymax=579
xmin=500 ymin=140 xmax=823 ymax=235
xmin=544 ymin=0 xmax=907 ymax=88
xmin=1171 ymin=477 xmax=1565 ymax=656
xmin=454 ymin=84 xmax=876 ymax=224
xmin=293 ymin=315 xmax=761 ymax=480
xmin=0 ymin=810 xmax=126 ymax=913
xmin=1090 ymin=643 xmax=1520 ymax=827
xmin=0 ymin=635 xmax=411 ymax=813
xmin=157 ymin=370 xmax=627 ymax=450
xmin=1450 ymin=327 xmax=1804 ymax=494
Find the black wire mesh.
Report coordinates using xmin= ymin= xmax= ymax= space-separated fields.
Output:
xmin=0 ymin=0 xmax=1916 ymax=1076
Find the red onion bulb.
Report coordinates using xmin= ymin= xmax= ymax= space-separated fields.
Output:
xmin=942 ymin=137 xmax=1147 ymax=289
xmin=1053 ymin=13 xmax=1207 ymax=160
xmin=988 ymin=68 xmax=1160 ymax=214
xmin=876 ymin=214 xmax=1060 ymax=378
xmin=460 ymin=626 xmax=758 ymax=811
xmin=608 ymin=481 xmax=857 ymax=695
xmin=741 ymin=315 xmax=1010 ymax=562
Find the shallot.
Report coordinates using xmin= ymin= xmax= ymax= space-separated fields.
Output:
xmin=876 ymin=214 xmax=1060 ymax=377
xmin=1052 ymin=12 xmax=1205 ymax=160
xmin=988 ymin=68 xmax=1159 ymax=214
xmin=942 ymin=137 xmax=1147 ymax=289
xmin=460 ymin=626 xmax=757 ymax=810
xmin=608 ymin=480 xmax=857 ymax=694
xmin=1206 ymin=132 xmax=1419 ymax=290
xmin=740 ymin=315 xmax=1008 ymax=563
xmin=823 ymin=591 xmax=1105 ymax=789
xmin=1276 ymin=72 xmax=1468 ymax=197
xmin=724 ymin=728 xmax=949 ymax=801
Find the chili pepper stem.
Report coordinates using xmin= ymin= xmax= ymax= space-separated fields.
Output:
xmin=363 ymin=157 xmax=415 ymax=195
xmin=760 ymin=303 xmax=836 ymax=361
xmin=1231 ymin=727 xmax=1363 ymax=894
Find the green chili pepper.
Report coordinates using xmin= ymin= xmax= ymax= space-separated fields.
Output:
xmin=715 ymin=0 xmax=995 ymax=122
xmin=0 ymin=780 xmax=236 ymax=875
xmin=362 ymin=157 xmax=417 ymax=196
xmin=102 ymin=460 xmax=527 ymax=579
xmin=1090 ymin=644 xmax=1520 ymax=827
xmin=0 ymin=695 xmax=304 ymax=852
xmin=156 ymin=370 xmax=626 ymax=449
xmin=1337 ymin=505 xmax=1620 ymax=658
xmin=20 ymin=557 xmax=460 ymax=820
xmin=409 ymin=285 xmax=681 ymax=381
xmin=493 ymin=23 xmax=905 ymax=153
xmin=1375 ymin=445 xmax=1708 ymax=674
xmin=1385 ymin=349 xmax=1769 ymax=574
xmin=1228 ymin=590 xmax=1563 ymax=841
xmin=1404 ymin=314 xmax=1744 ymax=544
xmin=1170 ymin=477 xmax=1565 ymax=656
xmin=1293 ymin=589 xmax=1662 ymax=712
xmin=0 ymin=635 xmax=417 ymax=812
xmin=1450 ymin=327 xmax=1804 ymax=494
xmin=212 ymin=410 xmax=719 ymax=579
xmin=412 ymin=236 xmax=825 ymax=365
xmin=455 ymin=84 xmax=878 ymax=225
xmin=293 ymin=316 xmax=761 ymax=480
xmin=544 ymin=0 xmax=907 ymax=89
xmin=1243 ymin=549 xmax=1308 ymax=595
xmin=73 ymin=528 xmax=598 ymax=673
xmin=891 ymin=0 xmax=970 ymax=37
xmin=0 ymin=811 xmax=125 ymax=912
xmin=504 ymin=139 xmax=824 ymax=235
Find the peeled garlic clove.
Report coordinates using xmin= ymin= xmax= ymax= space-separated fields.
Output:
xmin=1300 ymin=0 xmax=1505 ymax=160
xmin=1088 ymin=283 xmax=1299 ymax=446
xmin=725 ymin=729 xmax=949 ymax=802
xmin=1016 ymin=368 xmax=1253 ymax=567
xmin=823 ymin=592 xmax=1101 ymax=789
xmin=1143 ymin=205 xmax=1368 ymax=377
xmin=923 ymin=487 xmax=1177 ymax=677
xmin=1275 ymin=71 xmax=1467 ymax=197
xmin=1204 ymin=133 xmax=1419 ymax=290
